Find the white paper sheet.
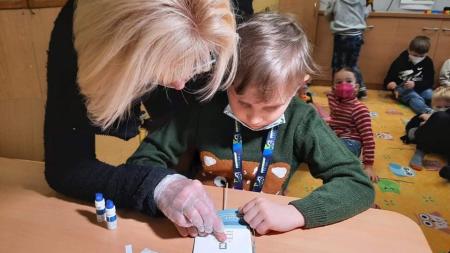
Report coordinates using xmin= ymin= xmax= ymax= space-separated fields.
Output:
xmin=193 ymin=228 xmax=253 ymax=253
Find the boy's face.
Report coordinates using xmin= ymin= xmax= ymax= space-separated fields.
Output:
xmin=227 ymin=84 xmax=296 ymax=130
xmin=433 ymin=98 xmax=450 ymax=111
xmin=408 ymin=50 xmax=427 ymax=58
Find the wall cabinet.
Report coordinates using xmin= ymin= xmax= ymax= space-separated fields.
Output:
xmin=313 ymin=13 xmax=450 ymax=89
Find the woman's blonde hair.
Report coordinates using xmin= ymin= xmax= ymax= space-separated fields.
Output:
xmin=74 ymin=0 xmax=238 ymax=129
xmin=232 ymin=12 xmax=317 ymax=100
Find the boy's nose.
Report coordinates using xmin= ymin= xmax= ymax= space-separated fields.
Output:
xmin=246 ymin=114 xmax=264 ymax=128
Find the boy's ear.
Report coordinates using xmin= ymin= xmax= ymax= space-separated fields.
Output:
xmin=303 ymin=74 xmax=311 ymax=83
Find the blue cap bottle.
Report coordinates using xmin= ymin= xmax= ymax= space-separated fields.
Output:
xmin=105 ymin=199 xmax=117 ymax=230
xmin=94 ymin=193 xmax=106 ymax=222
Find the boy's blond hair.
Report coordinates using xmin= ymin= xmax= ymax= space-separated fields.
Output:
xmin=74 ymin=0 xmax=238 ymax=129
xmin=232 ymin=12 xmax=317 ymax=100
xmin=432 ymin=86 xmax=450 ymax=106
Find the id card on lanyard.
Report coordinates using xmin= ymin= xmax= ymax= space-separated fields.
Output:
xmin=232 ymin=121 xmax=279 ymax=192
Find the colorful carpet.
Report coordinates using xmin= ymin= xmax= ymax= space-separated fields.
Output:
xmin=285 ymin=85 xmax=450 ymax=253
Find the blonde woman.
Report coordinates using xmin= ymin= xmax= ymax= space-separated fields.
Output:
xmin=44 ymin=0 xmax=238 ymax=240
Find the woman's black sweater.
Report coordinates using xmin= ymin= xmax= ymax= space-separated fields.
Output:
xmin=44 ymin=0 xmax=202 ymax=215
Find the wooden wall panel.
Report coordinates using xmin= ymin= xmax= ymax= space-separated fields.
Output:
xmin=0 ymin=99 xmax=44 ymax=160
xmin=0 ymin=0 xmax=26 ymax=9
xmin=28 ymin=0 xmax=66 ymax=8
xmin=0 ymin=0 xmax=66 ymax=9
xmin=312 ymin=16 xmax=333 ymax=83
xmin=0 ymin=8 xmax=60 ymax=160
xmin=29 ymin=7 xmax=61 ymax=98
xmin=358 ymin=18 xmax=401 ymax=88
xmin=0 ymin=9 xmax=41 ymax=100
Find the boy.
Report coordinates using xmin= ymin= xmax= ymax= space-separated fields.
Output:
xmin=128 ymin=13 xmax=374 ymax=235
xmin=401 ymin=86 xmax=450 ymax=171
xmin=327 ymin=67 xmax=378 ymax=182
xmin=325 ymin=0 xmax=369 ymax=98
xmin=384 ymin=36 xmax=435 ymax=114
xmin=439 ymin=59 xmax=450 ymax=87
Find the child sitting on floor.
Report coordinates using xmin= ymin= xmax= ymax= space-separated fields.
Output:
xmin=327 ymin=67 xmax=378 ymax=182
xmin=128 ymin=13 xmax=374 ymax=235
xmin=401 ymin=86 xmax=450 ymax=172
xmin=439 ymin=59 xmax=450 ymax=87
xmin=384 ymin=36 xmax=435 ymax=114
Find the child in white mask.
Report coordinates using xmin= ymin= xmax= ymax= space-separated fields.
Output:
xmin=384 ymin=36 xmax=435 ymax=114
xmin=439 ymin=59 xmax=450 ymax=87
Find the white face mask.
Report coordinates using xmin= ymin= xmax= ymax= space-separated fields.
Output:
xmin=409 ymin=55 xmax=425 ymax=65
xmin=223 ymin=105 xmax=286 ymax=131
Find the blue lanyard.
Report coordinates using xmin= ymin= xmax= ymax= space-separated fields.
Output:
xmin=232 ymin=121 xmax=279 ymax=192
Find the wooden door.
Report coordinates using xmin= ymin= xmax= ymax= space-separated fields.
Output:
xmin=433 ymin=20 xmax=450 ymax=85
xmin=312 ymin=15 xmax=333 ymax=83
xmin=359 ymin=18 xmax=400 ymax=89
xmin=279 ymin=0 xmax=320 ymax=45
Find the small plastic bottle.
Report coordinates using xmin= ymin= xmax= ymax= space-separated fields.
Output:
xmin=105 ymin=199 xmax=117 ymax=230
xmin=94 ymin=193 xmax=106 ymax=222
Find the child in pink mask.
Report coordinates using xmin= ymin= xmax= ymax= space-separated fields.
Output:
xmin=327 ymin=67 xmax=378 ymax=182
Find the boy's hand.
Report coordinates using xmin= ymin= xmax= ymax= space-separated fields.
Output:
xmin=387 ymin=82 xmax=397 ymax=90
xmin=394 ymin=90 xmax=400 ymax=99
xmin=419 ymin=113 xmax=431 ymax=122
xmin=364 ymin=165 xmax=379 ymax=183
xmin=238 ymin=197 xmax=305 ymax=235
xmin=405 ymin=81 xmax=415 ymax=89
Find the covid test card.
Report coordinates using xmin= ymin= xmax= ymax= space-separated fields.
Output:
xmin=192 ymin=209 xmax=253 ymax=253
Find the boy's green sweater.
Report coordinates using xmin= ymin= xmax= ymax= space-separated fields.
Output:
xmin=128 ymin=93 xmax=374 ymax=228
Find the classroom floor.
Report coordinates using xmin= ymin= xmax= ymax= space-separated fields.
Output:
xmin=285 ymin=86 xmax=450 ymax=253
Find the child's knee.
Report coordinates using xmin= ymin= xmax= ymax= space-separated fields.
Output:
xmin=421 ymin=89 xmax=433 ymax=101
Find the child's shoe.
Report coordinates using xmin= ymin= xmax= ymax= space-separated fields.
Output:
xmin=409 ymin=149 xmax=424 ymax=171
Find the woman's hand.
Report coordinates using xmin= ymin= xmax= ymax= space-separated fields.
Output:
xmin=238 ymin=197 xmax=305 ymax=235
xmin=155 ymin=177 xmax=226 ymax=241
xmin=419 ymin=113 xmax=431 ymax=122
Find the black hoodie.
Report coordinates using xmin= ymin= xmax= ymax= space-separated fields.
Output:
xmin=384 ymin=50 xmax=435 ymax=94
xmin=415 ymin=109 xmax=450 ymax=157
